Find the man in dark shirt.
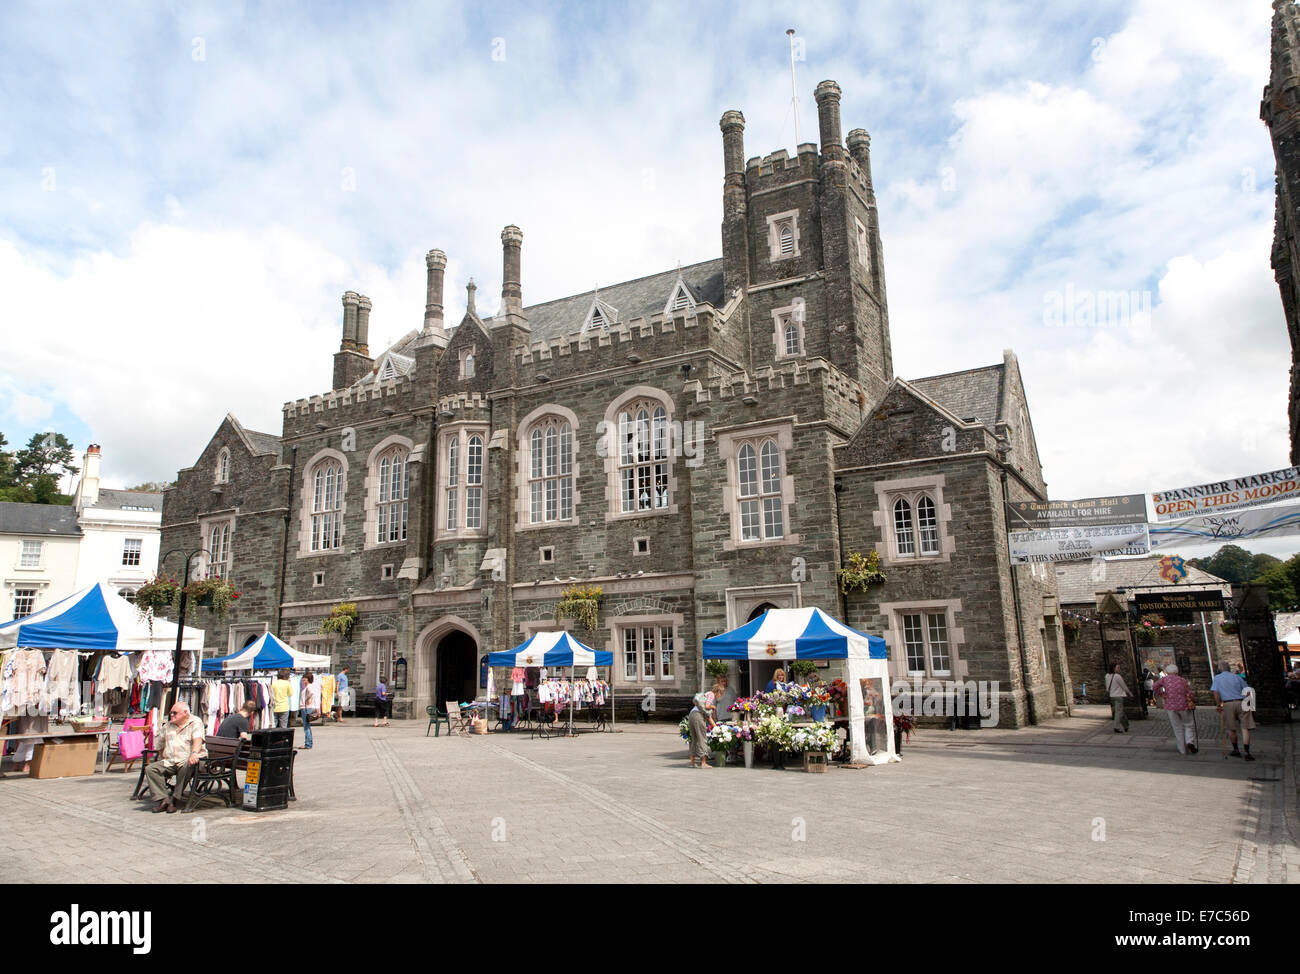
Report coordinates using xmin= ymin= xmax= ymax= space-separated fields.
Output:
xmin=216 ymin=701 xmax=259 ymax=740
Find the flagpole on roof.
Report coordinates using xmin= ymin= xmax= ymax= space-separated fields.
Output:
xmin=787 ymin=29 xmax=801 ymax=145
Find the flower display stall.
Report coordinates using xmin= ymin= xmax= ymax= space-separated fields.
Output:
xmin=701 ymin=607 xmax=898 ymax=766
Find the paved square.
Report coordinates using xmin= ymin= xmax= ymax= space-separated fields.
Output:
xmin=2 ymin=706 xmax=1294 ymax=884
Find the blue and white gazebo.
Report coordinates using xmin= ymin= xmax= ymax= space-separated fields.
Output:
xmin=489 ymin=631 xmax=615 ymax=735
xmin=702 ymin=607 xmax=897 ymax=765
xmin=201 ymin=631 xmax=332 ymax=673
xmin=0 ymin=581 xmax=205 ymax=652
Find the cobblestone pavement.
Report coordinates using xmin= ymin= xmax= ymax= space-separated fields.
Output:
xmin=1 ymin=706 xmax=1294 ymax=884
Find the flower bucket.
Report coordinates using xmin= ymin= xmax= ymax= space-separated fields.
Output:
xmin=810 ymin=705 xmax=827 ymax=722
xmin=742 ymin=740 xmax=754 ymax=769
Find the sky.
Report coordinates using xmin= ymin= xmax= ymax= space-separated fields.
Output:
xmin=0 ymin=0 xmax=1295 ymax=559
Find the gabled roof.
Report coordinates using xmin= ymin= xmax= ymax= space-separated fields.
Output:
xmin=663 ymin=276 xmax=697 ymax=314
xmin=908 ymin=364 xmax=1005 ymax=428
xmin=1054 ymin=558 xmax=1231 ymax=605
xmin=483 ymin=258 xmax=725 ymax=344
xmin=225 ymin=413 xmax=281 ymax=457
xmin=583 ymin=295 xmax=620 ymax=332
xmin=89 ymin=489 xmax=162 ymax=513
xmin=0 ymin=502 xmax=82 ymax=537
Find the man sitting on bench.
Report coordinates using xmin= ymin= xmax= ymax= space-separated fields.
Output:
xmin=142 ymin=701 xmax=207 ymax=814
xmin=216 ymin=700 xmax=258 ymax=742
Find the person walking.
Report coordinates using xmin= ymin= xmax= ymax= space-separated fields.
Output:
xmin=1212 ymin=661 xmax=1255 ymax=761
xmin=332 ymin=664 xmax=350 ymax=723
xmin=1141 ymin=663 xmax=1156 ymax=707
xmin=373 ymin=677 xmax=390 ymax=727
xmin=1151 ymin=663 xmax=1197 ymax=754
xmin=300 ymin=672 xmax=318 ymax=749
xmin=1105 ymin=662 xmax=1130 ymax=733
xmin=271 ymin=668 xmax=293 ymax=729
xmin=687 ymin=692 xmax=711 ymax=768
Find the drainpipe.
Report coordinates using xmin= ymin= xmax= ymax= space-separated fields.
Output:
xmin=1000 ymin=468 xmax=1036 ymax=726
xmin=275 ymin=446 xmax=297 ymax=636
xmin=833 ymin=477 xmax=848 ymax=623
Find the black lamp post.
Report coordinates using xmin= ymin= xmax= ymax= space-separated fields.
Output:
xmin=158 ymin=546 xmax=210 ymax=713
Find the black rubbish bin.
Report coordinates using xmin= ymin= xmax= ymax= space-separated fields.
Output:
xmin=243 ymin=728 xmax=294 ymax=812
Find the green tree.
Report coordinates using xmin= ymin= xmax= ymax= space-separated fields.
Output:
xmin=127 ymin=481 xmax=174 ymax=492
xmin=0 ymin=431 xmax=13 ymax=488
xmin=1189 ymin=544 xmax=1258 ymax=585
xmin=1250 ymin=552 xmax=1282 ymax=578
xmin=14 ymin=432 xmax=78 ymax=483
xmin=1255 ymin=559 xmax=1299 ymax=611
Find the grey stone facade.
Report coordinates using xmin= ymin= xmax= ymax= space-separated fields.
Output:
xmin=159 ymin=80 xmax=1066 ymax=726
xmin=1263 ymin=0 xmax=1300 ymax=465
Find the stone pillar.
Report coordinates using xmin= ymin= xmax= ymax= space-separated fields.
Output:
xmin=501 ymin=225 xmax=523 ymax=316
xmin=719 ymin=109 xmax=750 ymax=301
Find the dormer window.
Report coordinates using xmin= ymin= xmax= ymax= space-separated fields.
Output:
xmin=664 ymin=279 xmax=696 ymax=315
xmin=584 ymin=296 xmax=618 ymax=333
xmin=766 ymin=210 xmax=801 ymax=262
xmin=380 ymin=358 xmax=396 ymax=381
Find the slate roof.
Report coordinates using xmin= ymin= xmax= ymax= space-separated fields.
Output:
xmin=0 ymin=502 xmax=82 ymax=537
xmin=1054 ymin=557 xmax=1231 ymax=605
xmin=1275 ymin=611 xmax=1300 ymax=640
xmin=90 ymin=489 xmax=162 ymax=513
xmin=244 ymin=429 xmax=281 ymax=456
xmin=482 ymin=258 xmax=726 ymax=345
xmin=909 ymin=364 xmax=1005 ymax=427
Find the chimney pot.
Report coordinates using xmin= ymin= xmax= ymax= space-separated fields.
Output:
xmin=466 ymin=278 xmax=477 ymax=316
xmin=424 ymin=250 xmax=447 ymax=334
xmin=501 ymin=226 xmax=523 ymax=315
xmin=356 ymin=295 xmax=372 ymax=354
xmin=341 ymin=291 xmax=360 ymax=350
xmin=813 ymin=80 xmax=845 ymax=161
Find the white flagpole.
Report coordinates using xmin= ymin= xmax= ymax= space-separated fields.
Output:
xmin=787 ymin=28 xmax=800 ymax=145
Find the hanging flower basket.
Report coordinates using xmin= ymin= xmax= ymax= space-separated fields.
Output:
xmin=1219 ymin=621 xmax=1239 ymax=636
xmin=839 ymin=550 xmax=887 ymax=594
xmin=319 ymin=602 xmax=360 ymax=642
xmin=1062 ymin=617 xmax=1082 ymax=641
xmin=132 ymin=576 xmax=182 ymax=634
xmin=183 ymin=578 xmax=241 ymax=622
xmin=554 ymin=585 xmax=602 ymax=632
xmin=1133 ymin=622 xmax=1159 ymax=645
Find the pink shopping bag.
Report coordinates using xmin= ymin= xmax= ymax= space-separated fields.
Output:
xmin=117 ymin=729 xmax=145 ymax=761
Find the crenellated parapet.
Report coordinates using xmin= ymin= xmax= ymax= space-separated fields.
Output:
xmin=514 ymin=303 xmax=721 ymax=369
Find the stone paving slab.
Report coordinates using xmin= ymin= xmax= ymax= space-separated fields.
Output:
xmin=0 ymin=708 xmax=1293 ymax=884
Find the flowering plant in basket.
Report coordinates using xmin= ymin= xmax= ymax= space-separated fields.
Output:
xmin=182 ymin=577 xmax=241 ymax=622
xmin=787 ymin=722 xmax=840 ymax=753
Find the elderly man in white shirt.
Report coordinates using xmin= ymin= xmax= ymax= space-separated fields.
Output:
xmin=143 ymin=700 xmax=207 ymax=813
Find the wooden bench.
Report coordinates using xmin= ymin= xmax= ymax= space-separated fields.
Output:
xmin=133 ymin=734 xmax=297 ymax=809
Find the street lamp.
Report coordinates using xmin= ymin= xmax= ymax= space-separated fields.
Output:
xmin=158 ymin=546 xmax=211 ymax=712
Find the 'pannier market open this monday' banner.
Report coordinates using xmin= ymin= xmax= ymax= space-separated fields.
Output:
xmin=1150 ymin=464 xmax=1300 ymax=521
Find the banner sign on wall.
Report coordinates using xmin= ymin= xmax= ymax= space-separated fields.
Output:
xmin=1150 ymin=465 xmax=1300 ymax=522
xmin=1149 ymin=499 xmax=1300 ymax=549
xmin=1008 ymin=523 xmax=1151 ymax=563
xmin=1132 ymin=590 xmax=1226 ymax=613
xmin=1005 ymin=494 xmax=1146 ymax=530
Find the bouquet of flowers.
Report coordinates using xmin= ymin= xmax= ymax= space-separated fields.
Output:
xmin=755 ymin=712 xmax=793 ymax=750
xmin=787 ymin=705 xmax=806 ymax=718
xmin=678 ymin=717 xmax=692 ymax=745
xmin=728 ymin=697 xmax=762 ymax=718
xmin=731 ymin=724 xmax=755 ymax=742
xmin=786 ymin=684 xmax=812 ymax=706
xmin=786 ymin=721 xmax=841 ymax=754
xmin=893 ymin=711 xmax=917 ymax=740
xmin=706 ymin=723 xmax=739 ymax=752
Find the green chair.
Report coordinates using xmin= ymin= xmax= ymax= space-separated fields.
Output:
xmin=426 ymin=705 xmax=450 ymax=737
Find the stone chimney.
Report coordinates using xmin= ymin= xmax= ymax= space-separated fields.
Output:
xmin=76 ymin=443 xmax=101 ymax=510
xmin=814 ymin=80 xmax=845 ymax=164
xmin=333 ymin=290 xmax=373 ymax=389
xmin=719 ymin=109 xmax=751 ymax=299
xmin=466 ymin=278 xmax=477 ymax=316
xmin=341 ymin=291 xmax=360 ymax=350
xmin=423 ymin=249 xmax=447 ymax=335
xmin=846 ymin=128 xmax=874 ymax=195
xmin=501 ymin=226 xmax=523 ymax=316
xmin=356 ymin=294 xmax=371 ymax=355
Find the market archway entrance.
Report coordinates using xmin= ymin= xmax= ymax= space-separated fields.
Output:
xmin=435 ymin=630 xmax=478 ymax=707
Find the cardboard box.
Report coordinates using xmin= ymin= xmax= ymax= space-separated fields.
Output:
xmin=30 ymin=738 xmax=98 ymax=779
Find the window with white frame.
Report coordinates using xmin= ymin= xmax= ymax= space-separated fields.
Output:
xmin=206 ymin=520 xmax=232 ymax=578
xmin=891 ymin=494 xmax=940 ymax=558
xmin=766 ymin=210 xmax=801 ymax=261
xmin=617 ymin=399 xmax=669 ymax=513
xmin=19 ymin=540 xmax=41 ymax=569
xmin=736 ymin=439 xmax=784 ymax=541
xmin=216 ymin=448 xmax=230 ymax=484
xmin=310 ymin=460 xmax=344 ymax=551
xmin=13 ymin=588 xmax=36 ymax=618
xmin=527 ymin=417 xmax=573 ymax=524
xmin=899 ymin=611 xmax=952 ymax=677
xmin=122 ymin=537 xmax=142 ymax=567
xmin=440 ymin=428 xmax=487 ymax=535
xmin=619 ymin=624 xmax=675 ymax=681
xmin=375 ymin=446 xmax=409 ymax=543
xmin=370 ymin=636 xmax=398 ymax=688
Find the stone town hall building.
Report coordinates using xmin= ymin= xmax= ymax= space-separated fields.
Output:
xmin=160 ymin=81 xmax=1070 ymax=726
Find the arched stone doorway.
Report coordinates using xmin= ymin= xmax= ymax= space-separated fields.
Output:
xmin=435 ymin=630 xmax=478 ymax=707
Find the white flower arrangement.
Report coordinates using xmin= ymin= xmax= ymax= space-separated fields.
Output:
xmin=786 ymin=721 xmax=841 ymax=754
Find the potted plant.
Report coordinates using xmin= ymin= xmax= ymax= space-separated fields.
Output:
xmin=807 ymin=683 xmax=833 ymax=722
xmin=839 ymin=550 xmax=887 ymax=593
xmin=319 ymin=602 xmax=360 ymax=642
xmin=1219 ymin=620 xmax=1239 ymax=636
xmin=1062 ymin=617 xmax=1081 ymax=641
xmin=1133 ymin=620 xmax=1159 ymax=645
xmin=788 ymin=659 xmax=817 ymax=682
xmin=705 ymin=722 xmax=738 ymax=765
xmin=554 ymin=584 xmax=602 ymax=632
xmin=787 ymin=721 xmax=839 ymax=772
xmin=704 ymin=659 xmax=730 ymax=684
xmin=132 ymin=576 xmax=181 ymax=630
xmin=755 ymin=711 xmax=793 ymax=768
xmin=182 ymin=577 xmax=241 ymax=622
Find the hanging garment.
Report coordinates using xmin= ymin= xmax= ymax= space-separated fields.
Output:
xmin=136 ymin=651 xmax=173 ymax=683
xmin=10 ymin=650 xmax=48 ymax=714
xmin=98 ymin=653 xmax=132 ymax=692
xmin=43 ymin=650 xmax=80 ymax=716
xmin=0 ymin=650 xmax=16 ymax=715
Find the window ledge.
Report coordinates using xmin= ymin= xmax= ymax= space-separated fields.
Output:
xmin=605 ymin=505 xmax=678 ymax=523
xmin=722 ymin=533 xmax=802 ymax=552
xmin=516 ymin=520 xmax=580 ymax=532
